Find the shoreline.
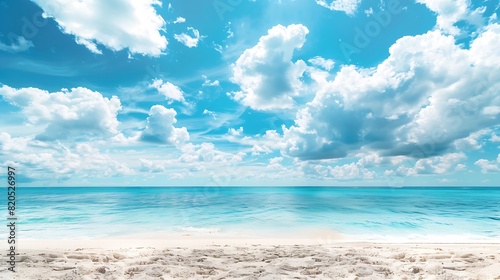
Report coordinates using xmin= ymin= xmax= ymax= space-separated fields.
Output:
xmin=17 ymin=230 xmax=500 ymax=250
xmin=18 ymin=237 xmax=500 ymax=250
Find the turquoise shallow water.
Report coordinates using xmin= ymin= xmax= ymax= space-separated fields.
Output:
xmin=7 ymin=187 xmax=500 ymax=241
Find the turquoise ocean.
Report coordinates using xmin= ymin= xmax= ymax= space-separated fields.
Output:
xmin=10 ymin=187 xmax=500 ymax=242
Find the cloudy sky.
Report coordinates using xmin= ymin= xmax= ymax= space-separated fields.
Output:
xmin=0 ymin=0 xmax=499 ymax=187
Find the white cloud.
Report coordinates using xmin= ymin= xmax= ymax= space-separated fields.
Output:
xmin=2 ymin=139 xmax=132 ymax=181
xmin=174 ymin=27 xmax=201 ymax=48
xmin=364 ymin=7 xmax=374 ymax=16
xmin=475 ymin=154 xmax=500 ymax=173
xmin=330 ymin=162 xmax=374 ymax=179
xmin=202 ymin=75 xmax=220 ymax=87
xmin=173 ymin=17 xmax=186 ymax=24
xmin=356 ymin=151 xmax=384 ymax=167
xmin=149 ymin=79 xmax=185 ymax=102
xmin=251 ymin=144 xmax=272 ymax=155
xmin=32 ymin=0 xmax=167 ymax=56
xmin=226 ymin=23 xmax=234 ymax=39
xmin=282 ymin=24 xmax=500 ymax=160
xmin=71 ymin=143 xmax=133 ymax=176
xmin=315 ymin=0 xmax=362 ymax=15
xmin=267 ymin=157 xmax=285 ymax=171
xmin=75 ymin=37 xmax=102 ymax=54
xmin=453 ymin=129 xmax=490 ymax=150
xmin=416 ymin=0 xmax=487 ymax=35
xmin=483 ymin=106 xmax=500 ymax=115
xmin=269 ymin=157 xmax=283 ymax=165
xmin=140 ymin=105 xmax=189 ymax=146
xmin=228 ymin=127 xmax=244 ymax=136
xmin=203 ymin=109 xmax=217 ymax=119
xmin=180 ymin=142 xmax=229 ymax=164
xmin=392 ymin=153 xmax=466 ymax=176
xmin=139 ymin=158 xmax=166 ymax=173
xmin=296 ymin=160 xmax=375 ymax=180
xmin=231 ymin=24 xmax=309 ymax=111
xmin=213 ymin=43 xmax=223 ymax=54
xmin=225 ymin=128 xmax=283 ymax=153
xmin=0 ymin=36 xmax=33 ymax=52
xmin=0 ymin=85 xmax=121 ymax=141
xmin=308 ymin=56 xmax=335 ymax=71
xmin=0 ymin=133 xmax=30 ymax=152
xmin=139 ymin=142 xmax=246 ymax=176
xmin=491 ymin=133 xmax=500 ymax=142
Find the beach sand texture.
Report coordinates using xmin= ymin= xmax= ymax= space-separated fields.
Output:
xmin=1 ymin=240 xmax=499 ymax=279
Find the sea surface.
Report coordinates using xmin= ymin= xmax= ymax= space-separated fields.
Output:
xmin=7 ymin=187 xmax=500 ymax=242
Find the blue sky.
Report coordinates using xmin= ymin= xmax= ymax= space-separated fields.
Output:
xmin=0 ymin=0 xmax=499 ymax=186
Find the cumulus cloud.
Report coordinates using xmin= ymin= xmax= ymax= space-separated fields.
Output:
xmin=416 ymin=0 xmax=487 ymax=35
xmin=138 ymin=159 xmax=163 ymax=173
xmin=390 ymin=153 xmax=466 ymax=176
xmin=0 ymin=133 xmax=30 ymax=152
xmin=178 ymin=144 xmax=247 ymax=181
xmin=149 ymin=79 xmax=185 ymax=102
xmin=174 ymin=27 xmax=201 ymax=48
xmin=138 ymin=142 xmax=246 ymax=176
xmin=269 ymin=156 xmax=284 ymax=165
xmin=140 ymin=143 xmax=246 ymax=177
xmin=282 ymin=23 xmax=500 ymax=160
xmin=491 ymin=133 xmax=500 ymax=142
xmin=251 ymin=144 xmax=272 ymax=155
xmin=296 ymin=160 xmax=375 ymax=180
xmin=225 ymin=128 xmax=283 ymax=153
xmin=315 ymin=0 xmax=362 ymax=15
xmin=0 ymin=85 xmax=121 ymax=141
xmin=308 ymin=56 xmax=335 ymax=71
xmin=173 ymin=17 xmax=186 ymax=24
xmin=179 ymin=142 xmax=234 ymax=164
xmin=0 ymin=36 xmax=33 ymax=52
xmin=32 ymin=0 xmax=167 ymax=56
xmin=453 ymin=129 xmax=490 ymax=150
xmin=140 ymin=105 xmax=189 ymax=145
xmin=202 ymin=109 xmax=217 ymax=119
xmin=231 ymin=24 xmax=309 ymax=111
xmin=474 ymin=154 xmax=500 ymax=173
xmin=1 ymin=138 xmax=132 ymax=180
xmin=202 ymin=75 xmax=220 ymax=87
xmin=228 ymin=127 xmax=244 ymax=136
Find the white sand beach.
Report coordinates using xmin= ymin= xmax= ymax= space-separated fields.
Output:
xmin=1 ymin=235 xmax=499 ymax=280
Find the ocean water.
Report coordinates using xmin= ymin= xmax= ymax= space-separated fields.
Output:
xmin=8 ymin=187 xmax=500 ymax=242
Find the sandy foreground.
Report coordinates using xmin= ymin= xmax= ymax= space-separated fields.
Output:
xmin=1 ymin=236 xmax=499 ymax=280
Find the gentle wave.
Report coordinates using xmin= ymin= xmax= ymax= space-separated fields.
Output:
xmin=13 ymin=187 xmax=500 ymax=241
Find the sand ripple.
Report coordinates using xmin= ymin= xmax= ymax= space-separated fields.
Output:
xmin=1 ymin=243 xmax=499 ymax=279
